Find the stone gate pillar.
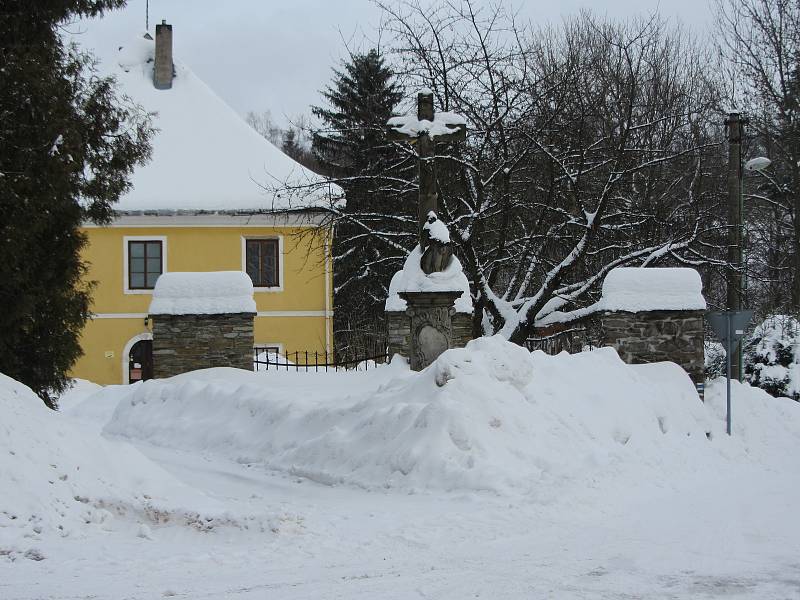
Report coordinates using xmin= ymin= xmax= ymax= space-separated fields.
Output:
xmin=597 ymin=267 xmax=707 ymax=395
xmin=399 ymin=291 xmax=463 ymax=371
xmin=148 ymin=271 xmax=256 ymax=378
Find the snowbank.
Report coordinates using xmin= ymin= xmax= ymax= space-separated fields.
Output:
xmin=101 ymin=337 xmax=720 ymax=495
xmin=0 ymin=373 xmax=273 ymax=558
xmin=55 ymin=379 xmax=103 ymax=412
xmin=385 ymin=245 xmax=473 ymax=313
xmin=705 ymin=377 xmax=800 ymax=457
xmin=148 ymin=271 xmax=256 ymax=315
xmin=600 ymin=267 xmax=706 ymax=312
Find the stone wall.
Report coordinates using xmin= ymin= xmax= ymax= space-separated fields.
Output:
xmin=152 ymin=312 xmax=254 ymax=378
xmin=386 ymin=310 xmax=472 ymax=361
xmin=387 ymin=311 xmax=411 ymax=359
xmin=600 ymin=310 xmax=705 ymax=385
xmin=451 ymin=313 xmax=473 ymax=349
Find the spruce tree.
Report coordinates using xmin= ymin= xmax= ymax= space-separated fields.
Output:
xmin=281 ymin=128 xmax=302 ymax=161
xmin=0 ymin=1 xmax=153 ymax=407
xmin=311 ymin=49 xmax=411 ymax=356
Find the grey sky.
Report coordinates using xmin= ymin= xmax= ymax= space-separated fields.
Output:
xmin=78 ymin=0 xmax=714 ymax=127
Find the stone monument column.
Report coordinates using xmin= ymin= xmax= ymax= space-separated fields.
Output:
xmin=399 ymin=291 xmax=463 ymax=371
xmin=385 ymin=91 xmax=471 ymax=371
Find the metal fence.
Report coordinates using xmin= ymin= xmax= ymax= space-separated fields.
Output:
xmin=253 ymin=346 xmax=390 ymax=372
xmin=524 ymin=320 xmax=602 ymax=355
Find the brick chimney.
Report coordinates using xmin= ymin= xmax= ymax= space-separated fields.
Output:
xmin=153 ymin=20 xmax=173 ymax=90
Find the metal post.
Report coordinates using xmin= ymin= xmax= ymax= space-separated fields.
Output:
xmin=726 ymin=312 xmax=732 ymax=436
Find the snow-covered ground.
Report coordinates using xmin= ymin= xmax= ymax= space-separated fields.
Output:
xmin=2 ymin=336 xmax=799 ymax=599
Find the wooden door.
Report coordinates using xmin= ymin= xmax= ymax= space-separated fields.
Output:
xmin=129 ymin=340 xmax=154 ymax=384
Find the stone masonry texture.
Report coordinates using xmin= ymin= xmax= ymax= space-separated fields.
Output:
xmin=152 ymin=312 xmax=255 ymax=378
xmin=600 ymin=310 xmax=705 ymax=385
xmin=386 ymin=310 xmax=472 ymax=361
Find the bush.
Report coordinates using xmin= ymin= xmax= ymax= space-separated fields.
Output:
xmin=704 ymin=341 xmax=726 ymax=379
xmin=743 ymin=315 xmax=800 ymax=400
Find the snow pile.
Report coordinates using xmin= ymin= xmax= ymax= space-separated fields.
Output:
xmin=705 ymin=377 xmax=800 ymax=455
xmin=101 ymin=337 xmax=717 ymax=495
xmin=744 ymin=315 xmax=800 ymax=400
xmin=385 ymin=246 xmax=473 ymax=313
xmin=148 ymin=271 xmax=256 ymax=315
xmin=55 ymin=378 xmax=103 ymax=412
xmin=92 ymin=35 xmax=335 ymax=212
xmin=387 ymin=111 xmax=466 ymax=139
xmin=0 ymin=373 xmax=273 ymax=557
xmin=600 ymin=267 xmax=706 ymax=312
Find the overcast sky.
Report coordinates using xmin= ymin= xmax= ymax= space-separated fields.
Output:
xmin=76 ymin=0 xmax=715 ymax=127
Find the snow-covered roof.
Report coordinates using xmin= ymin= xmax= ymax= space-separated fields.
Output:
xmin=100 ymin=35 xmax=334 ymax=213
xmin=149 ymin=271 xmax=256 ymax=315
xmin=386 ymin=245 xmax=473 ymax=314
xmin=600 ymin=267 xmax=706 ymax=312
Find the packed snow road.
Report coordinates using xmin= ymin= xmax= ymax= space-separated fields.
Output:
xmin=4 ymin=444 xmax=798 ymax=599
xmin=2 ymin=337 xmax=799 ymax=599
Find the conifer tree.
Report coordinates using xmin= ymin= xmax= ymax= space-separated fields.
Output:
xmin=0 ymin=1 xmax=153 ymax=407
xmin=281 ymin=128 xmax=302 ymax=161
xmin=311 ymin=49 xmax=411 ymax=355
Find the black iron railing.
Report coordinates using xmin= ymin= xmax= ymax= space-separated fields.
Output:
xmin=253 ymin=347 xmax=390 ymax=372
xmin=524 ymin=321 xmax=602 ymax=355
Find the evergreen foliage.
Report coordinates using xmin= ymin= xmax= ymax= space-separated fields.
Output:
xmin=0 ymin=1 xmax=153 ymax=407
xmin=311 ymin=49 xmax=412 ymax=355
xmin=744 ymin=315 xmax=800 ymax=400
xmin=281 ymin=128 xmax=302 ymax=162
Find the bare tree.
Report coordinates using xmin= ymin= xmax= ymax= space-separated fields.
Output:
xmin=380 ymin=3 xmax=727 ymax=343
xmin=715 ymin=0 xmax=800 ymax=311
xmin=245 ymin=109 xmax=284 ymax=146
xmin=278 ymin=3 xmax=731 ymax=346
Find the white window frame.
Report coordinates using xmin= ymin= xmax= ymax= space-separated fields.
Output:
xmin=241 ymin=235 xmax=284 ymax=292
xmin=123 ymin=235 xmax=167 ymax=295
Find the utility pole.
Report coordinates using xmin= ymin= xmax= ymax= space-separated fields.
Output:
xmin=725 ymin=112 xmax=746 ymax=380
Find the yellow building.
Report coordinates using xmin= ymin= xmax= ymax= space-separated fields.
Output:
xmin=70 ymin=24 xmax=334 ymax=385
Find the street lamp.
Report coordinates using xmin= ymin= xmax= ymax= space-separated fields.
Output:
xmin=737 ymin=154 xmax=772 ymax=380
xmin=745 ymin=156 xmax=772 ymax=172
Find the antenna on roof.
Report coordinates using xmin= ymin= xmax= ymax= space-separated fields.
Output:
xmin=143 ymin=0 xmax=153 ymax=40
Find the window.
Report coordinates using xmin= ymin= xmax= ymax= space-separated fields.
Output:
xmin=128 ymin=240 xmax=163 ymax=290
xmin=245 ymin=239 xmax=279 ymax=288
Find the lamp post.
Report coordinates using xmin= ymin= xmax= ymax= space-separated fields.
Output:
xmin=741 ymin=155 xmax=772 ymax=308
xmin=740 ymin=155 xmax=772 ymax=381
xmin=725 ymin=112 xmax=772 ymax=381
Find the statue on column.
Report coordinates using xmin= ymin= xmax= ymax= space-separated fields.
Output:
xmin=384 ymin=90 xmax=472 ymax=370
